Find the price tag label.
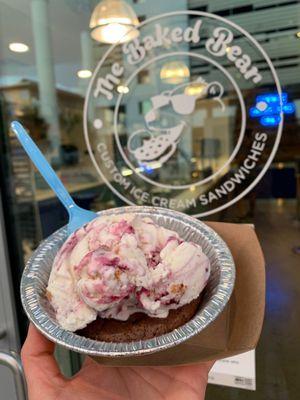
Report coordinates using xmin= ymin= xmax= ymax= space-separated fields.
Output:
xmin=208 ymin=350 xmax=256 ymax=391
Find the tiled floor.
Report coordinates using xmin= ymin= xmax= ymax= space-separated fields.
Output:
xmin=206 ymin=200 xmax=300 ymax=399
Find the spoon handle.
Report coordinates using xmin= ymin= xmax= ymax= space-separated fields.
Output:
xmin=11 ymin=121 xmax=76 ymax=212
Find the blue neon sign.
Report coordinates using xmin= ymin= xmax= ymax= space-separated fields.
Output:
xmin=249 ymin=92 xmax=295 ymax=127
xmin=139 ymin=164 xmax=154 ymax=174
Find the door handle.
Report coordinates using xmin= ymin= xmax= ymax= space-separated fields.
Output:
xmin=0 ymin=351 xmax=27 ymax=400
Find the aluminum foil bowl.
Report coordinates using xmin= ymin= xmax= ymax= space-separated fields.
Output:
xmin=21 ymin=206 xmax=235 ymax=357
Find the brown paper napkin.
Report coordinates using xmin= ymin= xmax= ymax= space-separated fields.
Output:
xmin=93 ymin=222 xmax=265 ymax=366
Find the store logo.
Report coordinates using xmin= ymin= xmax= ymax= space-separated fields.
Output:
xmin=84 ymin=11 xmax=283 ymax=217
xmin=128 ymin=77 xmax=225 ymax=168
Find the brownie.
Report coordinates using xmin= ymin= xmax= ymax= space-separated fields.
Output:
xmin=77 ymin=296 xmax=202 ymax=342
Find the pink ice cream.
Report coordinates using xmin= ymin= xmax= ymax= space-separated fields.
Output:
xmin=47 ymin=214 xmax=210 ymax=332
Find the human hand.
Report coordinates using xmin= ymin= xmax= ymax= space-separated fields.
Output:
xmin=22 ymin=324 xmax=213 ymax=400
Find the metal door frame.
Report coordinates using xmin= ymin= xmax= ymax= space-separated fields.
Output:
xmin=0 ymin=191 xmax=27 ymax=399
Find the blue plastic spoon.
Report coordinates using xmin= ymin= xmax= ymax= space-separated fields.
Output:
xmin=11 ymin=121 xmax=98 ymax=235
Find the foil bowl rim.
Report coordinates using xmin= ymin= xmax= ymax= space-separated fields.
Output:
xmin=21 ymin=206 xmax=235 ymax=357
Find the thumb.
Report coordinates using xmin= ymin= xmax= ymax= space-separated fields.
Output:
xmin=21 ymin=324 xmax=63 ymax=383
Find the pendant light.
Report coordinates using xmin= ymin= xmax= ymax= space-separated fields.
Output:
xmin=184 ymin=82 xmax=206 ymax=96
xmin=160 ymin=61 xmax=190 ymax=85
xmin=90 ymin=0 xmax=139 ymax=44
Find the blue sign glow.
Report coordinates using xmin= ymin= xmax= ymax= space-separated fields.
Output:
xmin=139 ymin=164 xmax=154 ymax=174
xmin=260 ymin=116 xmax=281 ymax=127
xmin=249 ymin=92 xmax=295 ymax=127
xmin=256 ymin=93 xmax=288 ymax=104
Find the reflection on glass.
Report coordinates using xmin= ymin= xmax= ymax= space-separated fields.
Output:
xmin=0 ymin=0 xmax=299 ymax=395
xmin=89 ymin=0 xmax=139 ymax=43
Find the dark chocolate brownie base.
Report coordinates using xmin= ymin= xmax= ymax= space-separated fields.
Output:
xmin=77 ymin=296 xmax=202 ymax=342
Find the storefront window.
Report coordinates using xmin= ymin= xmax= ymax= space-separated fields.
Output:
xmin=0 ymin=0 xmax=299 ymax=398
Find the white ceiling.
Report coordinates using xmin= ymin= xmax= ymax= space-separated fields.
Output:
xmin=0 ymin=0 xmax=300 ymax=93
xmin=0 ymin=0 xmax=97 ymax=92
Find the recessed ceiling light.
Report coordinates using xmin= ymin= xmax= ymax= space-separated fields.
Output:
xmin=77 ymin=69 xmax=92 ymax=78
xmin=122 ymin=169 xmax=133 ymax=176
xmin=117 ymin=85 xmax=129 ymax=94
xmin=9 ymin=42 xmax=29 ymax=53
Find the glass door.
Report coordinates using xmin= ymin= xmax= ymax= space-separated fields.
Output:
xmin=0 ymin=1 xmax=299 ymax=398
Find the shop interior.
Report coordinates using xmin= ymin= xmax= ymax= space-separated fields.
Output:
xmin=0 ymin=1 xmax=299 ymax=399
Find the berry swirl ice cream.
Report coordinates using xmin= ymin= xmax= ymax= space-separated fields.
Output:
xmin=47 ymin=214 xmax=210 ymax=332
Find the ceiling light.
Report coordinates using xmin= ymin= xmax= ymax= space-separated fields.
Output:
xmin=122 ymin=169 xmax=133 ymax=176
xmin=277 ymin=162 xmax=284 ymax=169
xmin=77 ymin=69 xmax=92 ymax=78
xmin=117 ymin=85 xmax=129 ymax=94
xmin=160 ymin=61 xmax=190 ymax=84
xmin=9 ymin=42 xmax=29 ymax=53
xmin=184 ymin=83 xmax=206 ymax=96
xmin=90 ymin=0 xmax=139 ymax=44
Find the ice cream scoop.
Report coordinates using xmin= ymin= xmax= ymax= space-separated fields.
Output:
xmin=47 ymin=214 xmax=211 ymax=331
